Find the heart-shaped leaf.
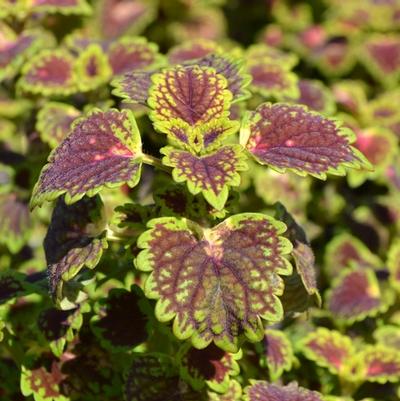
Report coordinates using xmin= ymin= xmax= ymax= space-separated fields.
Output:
xmin=244 ymin=381 xmax=324 ymax=401
xmin=148 ymin=65 xmax=232 ymax=133
xmin=31 ymin=109 xmax=142 ymax=207
xmin=36 ymin=102 xmax=81 ymax=148
xmin=161 ymin=145 xmax=247 ymax=210
xmin=19 ymin=49 xmax=78 ymax=96
xmin=263 ymin=329 xmax=294 ymax=381
xmin=136 ymin=213 xmax=292 ymax=351
xmin=241 ymin=103 xmax=371 ymax=178
xmin=178 ymin=343 xmax=241 ymax=392
xmin=44 ymin=197 xmax=107 ymax=306
xmin=301 ymin=328 xmax=354 ymax=375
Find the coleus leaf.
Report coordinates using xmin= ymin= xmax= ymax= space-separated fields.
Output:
xmin=31 ymin=109 xmax=142 ymax=207
xmin=247 ymin=44 xmax=299 ymax=70
xmin=136 ymin=214 xmax=292 ymax=352
xmin=326 ymin=267 xmax=392 ymax=323
xmin=240 ymin=103 xmax=371 ymax=179
xmin=324 ymin=233 xmax=382 ymax=278
xmin=0 ymin=193 xmax=31 ymax=254
xmin=107 ymin=37 xmax=163 ymax=76
xmin=178 ymin=343 xmax=241 ymax=392
xmin=161 ymin=145 xmax=247 ymax=210
xmin=168 ymin=39 xmax=221 ymax=64
xmin=125 ymin=353 xmax=202 ymax=401
xmin=0 ymin=271 xmax=29 ymax=305
xmin=97 ymin=0 xmax=157 ymax=39
xmin=354 ymin=345 xmax=400 ymax=383
xmin=111 ymin=69 xmax=158 ymax=106
xmin=296 ymin=79 xmax=336 ymax=115
xmin=30 ymin=0 xmax=92 ymax=15
xmin=208 ymin=380 xmax=242 ymax=401
xmin=19 ymin=49 xmax=78 ymax=96
xmin=300 ymin=328 xmax=354 ymax=375
xmin=248 ymin=61 xmax=299 ymax=100
xmin=263 ymin=329 xmax=294 ymax=381
xmin=91 ymin=286 xmax=150 ymax=352
xmin=388 ymin=239 xmax=400 ymax=292
xmin=38 ymin=303 xmax=89 ymax=357
xmin=36 ymin=102 xmax=81 ymax=148
xmin=74 ymin=44 xmax=112 ymax=92
xmin=360 ymin=34 xmax=400 ymax=87
xmin=244 ymin=381 xmax=324 ymax=401
xmin=374 ymin=325 xmax=400 ymax=350
xmin=43 ymin=197 xmax=107 ymax=307
xmin=148 ymin=65 xmax=232 ymax=132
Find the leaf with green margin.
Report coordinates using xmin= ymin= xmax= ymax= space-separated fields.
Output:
xmin=91 ymin=286 xmax=150 ymax=352
xmin=208 ymin=380 xmax=242 ymax=401
xmin=44 ymin=196 xmax=107 ymax=306
xmin=111 ymin=69 xmax=158 ymax=106
xmin=295 ymin=79 xmax=336 ymax=115
xmin=353 ymin=345 xmax=400 ymax=383
xmin=374 ymin=325 xmax=400 ymax=350
xmin=38 ymin=303 xmax=90 ymax=357
xmin=388 ymin=239 xmax=400 ymax=293
xmin=30 ymin=0 xmax=92 ymax=15
xmin=74 ymin=44 xmax=112 ymax=92
xmin=193 ymin=54 xmax=252 ymax=104
xmin=326 ymin=267 xmax=393 ymax=323
xmin=107 ymin=36 xmax=164 ymax=76
xmin=96 ymin=0 xmax=157 ymax=39
xmin=248 ymin=61 xmax=299 ymax=100
xmin=31 ymin=109 xmax=142 ymax=208
xmin=247 ymin=44 xmax=299 ymax=70
xmin=244 ymin=381 xmax=324 ymax=401
xmin=262 ymin=329 xmax=294 ymax=381
xmin=0 ymin=193 xmax=31 ymax=254
xmin=18 ymin=49 xmax=78 ymax=96
xmin=125 ymin=353 xmax=203 ymax=401
xmin=135 ymin=213 xmax=292 ymax=352
xmin=177 ymin=343 xmax=241 ymax=392
xmin=161 ymin=145 xmax=247 ymax=210
xmin=359 ymin=34 xmax=400 ymax=87
xmin=0 ymin=91 xmax=31 ymax=118
xmin=332 ymin=80 xmax=368 ymax=116
xmin=148 ymin=65 xmax=232 ymax=133
xmin=300 ymin=328 xmax=354 ymax=375
xmin=241 ymin=103 xmax=371 ymax=179
xmin=36 ymin=102 xmax=81 ymax=148
xmin=168 ymin=39 xmax=221 ymax=64
xmin=324 ymin=233 xmax=382 ymax=278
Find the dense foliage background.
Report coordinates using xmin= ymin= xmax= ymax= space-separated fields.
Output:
xmin=0 ymin=0 xmax=400 ymax=400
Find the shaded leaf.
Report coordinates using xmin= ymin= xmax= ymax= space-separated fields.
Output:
xmin=161 ymin=145 xmax=247 ymax=210
xmin=136 ymin=214 xmax=292 ymax=351
xmin=0 ymin=271 xmax=28 ymax=305
xmin=296 ymin=79 xmax=336 ymax=115
xmin=168 ymin=39 xmax=220 ymax=64
xmin=31 ymin=109 xmax=142 ymax=207
xmin=241 ymin=103 xmax=371 ymax=178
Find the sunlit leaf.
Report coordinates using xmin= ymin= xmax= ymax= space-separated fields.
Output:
xmin=0 ymin=193 xmax=30 ymax=254
xmin=247 ymin=44 xmax=298 ymax=69
xmin=30 ymin=0 xmax=92 ymax=15
xmin=241 ymin=103 xmax=371 ymax=179
xmin=136 ymin=214 xmax=292 ymax=351
xmin=388 ymin=239 xmax=400 ymax=292
xmin=148 ymin=65 xmax=232 ymax=132
xmin=327 ymin=267 xmax=392 ymax=323
xmin=36 ymin=102 xmax=81 ymax=148
xmin=44 ymin=197 xmax=107 ymax=306
xmin=263 ymin=329 xmax=294 ymax=381
xmin=374 ymin=325 xmax=400 ymax=350
xmin=244 ymin=381 xmax=324 ymax=401
xmin=354 ymin=345 xmax=400 ymax=383
xmin=31 ymin=109 xmax=142 ymax=207
xmin=161 ymin=145 xmax=247 ymax=210
xmin=208 ymin=380 xmax=242 ymax=401
xmin=178 ymin=343 xmax=241 ymax=392
xmin=301 ymin=328 xmax=354 ymax=375
xmin=91 ymin=286 xmax=150 ymax=352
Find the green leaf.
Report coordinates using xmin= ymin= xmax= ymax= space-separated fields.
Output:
xmin=161 ymin=145 xmax=247 ymax=210
xmin=136 ymin=213 xmax=292 ymax=352
xmin=388 ymin=239 xmax=400 ymax=293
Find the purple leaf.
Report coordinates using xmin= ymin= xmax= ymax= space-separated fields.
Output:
xmin=31 ymin=109 xmax=142 ymax=207
xmin=168 ymin=39 xmax=220 ymax=64
xmin=241 ymin=103 xmax=371 ymax=178
xmin=296 ymin=79 xmax=336 ymax=115
xmin=136 ymin=214 xmax=292 ymax=351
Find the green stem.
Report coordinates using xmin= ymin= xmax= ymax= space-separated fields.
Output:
xmin=142 ymin=153 xmax=171 ymax=173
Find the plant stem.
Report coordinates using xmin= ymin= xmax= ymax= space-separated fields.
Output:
xmin=142 ymin=153 xmax=171 ymax=173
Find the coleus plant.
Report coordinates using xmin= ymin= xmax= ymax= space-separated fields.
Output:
xmin=1 ymin=1 xmax=400 ymax=401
